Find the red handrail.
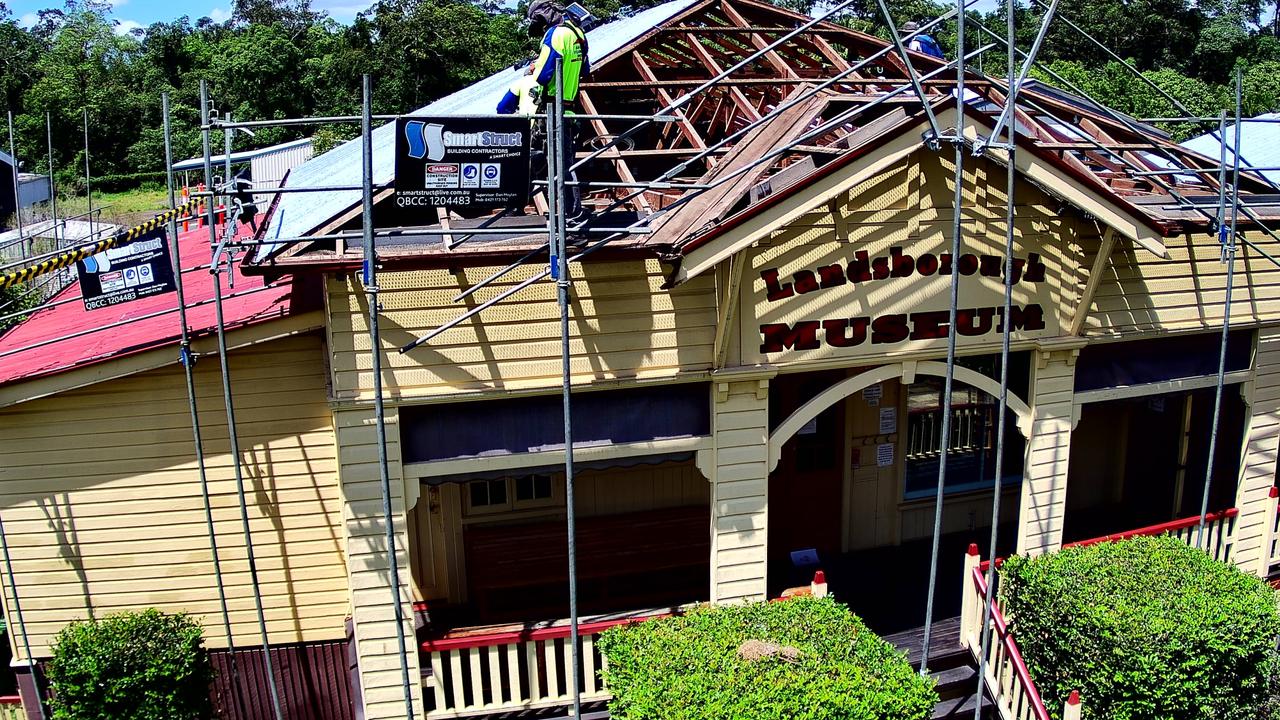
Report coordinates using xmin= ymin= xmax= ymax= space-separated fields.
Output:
xmin=979 ymin=507 xmax=1240 ymax=573
xmin=423 ymin=573 xmax=830 ymax=654
xmin=971 ymin=564 xmax=1051 ymax=720
xmin=0 ymin=696 xmax=20 ymax=706
xmin=421 ymin=610 xmax=672 ymax=652
xmin=1062 ymin=507 xmax=1238 ymax=550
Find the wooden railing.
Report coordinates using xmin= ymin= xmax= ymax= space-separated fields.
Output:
xmin=1265 ymin=487 xmax=1280 ymax=570
xmin=419 ymin=575 xmax=832 ymax=719
xmin=961 ymin=545 xmax=1055 ymax=720
xmin=1062 ymin=507 xmax=1239 ymax=563
xmin=0 ymin=695 xmax=23 ymax=720
xmin=420 ymin=608 xmax=673 ymax=718
xmin=962 ymin=507 xmax=1242 ymax=720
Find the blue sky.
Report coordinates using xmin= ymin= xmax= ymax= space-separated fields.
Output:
xmin=8 ymin=0 xmax=1002 ymax=34
xmin=7 ymin=0 xmax=378 ymax=31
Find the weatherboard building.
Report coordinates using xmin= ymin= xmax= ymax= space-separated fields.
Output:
xmin=2 ymin=1 xmax=1280 ymax=719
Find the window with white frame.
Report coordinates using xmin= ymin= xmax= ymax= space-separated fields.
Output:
xmin=463 ymin=473 xmax=561 ymax=516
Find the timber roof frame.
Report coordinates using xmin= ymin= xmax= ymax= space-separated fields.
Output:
xmin=247 ymin=0 xmax=1280 ymax=275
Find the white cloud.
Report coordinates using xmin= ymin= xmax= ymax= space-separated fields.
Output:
xmin=17 ymin=12 xmax=38 ymax=28
xmin=115 ymin=19 xmax=143 ymax=35
xmin=207 ymin=5 xmax=232 ymax=22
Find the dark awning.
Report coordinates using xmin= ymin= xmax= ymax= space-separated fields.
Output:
xmin=400 ymin=383 xmax=710 ymax=464
xmin=1075 ymin=330 xmax=1253 ymax=393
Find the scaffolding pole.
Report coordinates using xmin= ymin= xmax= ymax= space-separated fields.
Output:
xmin=359 ymin=74 xmax=418 ymax=720
xmin=570 ymin=0 xmax=979 ymax=175
xmin=965 ymin=19 xmax=1280 ymax=272
xmin=983 ymin=0 xmax=1059 ymax=147
xmin=83 ymin=108 xmax=93 ymax=239
xmin=548 ymin=58 xmax=584 ymax=720
xmin=873 ymin=0 xmax=943 ymax=143
xmin=1197 ymin=71 xmax=1244 ymax=549
xmin=974 ymin=0 xmax=1018 ymax=712
xmin=919 ymin=0 xmax=968 ymax=676
xmin=161 ymin=91 xmax=247 ymax=719
xmin=408 ymin=43 xmax=993 ymax=347
xmin=6 ymin=112 xmax=24 ymax=258
xmin=0 ymin=503 xmax=45 ymax=718
xmin=200 ymin=79 xmax=286 ymax=720
xmin=569 ymin=43 xmax=995 ymax=236
xmin=45 ymin=113 xmax=57 ymax=249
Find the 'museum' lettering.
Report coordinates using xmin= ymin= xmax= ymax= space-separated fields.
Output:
xmin=759 ymin=305 xmax=1047 ymax=353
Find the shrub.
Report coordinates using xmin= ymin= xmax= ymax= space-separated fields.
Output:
xmin=1000 ymin=535 xmax=1280 ymax=720
xmin=47 ymin=609 xmax=213 ymax=720
xmin=0 ymin=282 xmax=41 ymax=334
xmin=597 ymin=596 xmax=937 ymax=720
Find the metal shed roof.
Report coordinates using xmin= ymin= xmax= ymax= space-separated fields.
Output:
xmin=254 ymin=0 xmax=702 ymax=261
xmin=173 ymin=137 xmax=313 ymax=172
xmin=1181 ymin=113 xmax=1280 ymax=187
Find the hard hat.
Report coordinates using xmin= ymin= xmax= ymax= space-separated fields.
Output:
xmin=901 ymin=21 xmax=920 ymax=32
xmin=527 ymin=0 xmax=564 ymax=29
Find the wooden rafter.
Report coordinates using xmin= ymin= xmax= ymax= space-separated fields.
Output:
xmin=631 ymin=53 xmax=717 ymax=170
xmin=719 ymin=0 xmax=798 ymax=79
xmin=686 ymin=33 xmax=763 ymax=123
xmin=577 ymin=90 xmax=653 ymax=213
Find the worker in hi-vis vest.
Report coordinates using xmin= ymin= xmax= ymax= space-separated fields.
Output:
xmin=497 ymin=69 xmax=542 ymax=117
xmin=526 ymin=0 xmax=590 ymax=107
xmin=498 ymin=0 xmax=592 ymax=220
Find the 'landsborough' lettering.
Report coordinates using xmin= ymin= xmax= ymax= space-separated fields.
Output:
xmin=761 ymin=247 xmax=1046 ymax=303
xmin=759 ymin=305 xmax=1046 ymax=354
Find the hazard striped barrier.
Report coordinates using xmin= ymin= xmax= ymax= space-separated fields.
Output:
xmin=0 ymin=198 xmax=201 ymax=292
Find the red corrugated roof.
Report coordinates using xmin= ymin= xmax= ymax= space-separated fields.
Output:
xmin=0 ymin=222 xmax=321 ymax=389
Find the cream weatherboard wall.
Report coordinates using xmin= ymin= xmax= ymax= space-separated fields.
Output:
xmin=1084 ymin=229 xmax=1280 ymax=335
xmin=0 ymin=333 xmax=347 ymax=658
xmin=1015 ymin=347 xmax=1080 ymax=556
xmin=326 ymin=259 xmax=719 ymax=402
xmin=1233 ymin=325 xmax=1280 ymax=576
xmin=333 ymin=406 xmax=424 ymax=720
xmin=730 ymin=149 xmax=1087 ymax=371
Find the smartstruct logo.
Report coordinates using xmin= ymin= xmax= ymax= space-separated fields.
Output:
xmin=404 ymin=121 xmax=524 ymax=162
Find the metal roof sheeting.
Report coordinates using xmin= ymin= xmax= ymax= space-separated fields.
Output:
xmin=255 ymin=0 xmax=701 ymax=261
xmin=172 ymin=138 xmax=314 ymax=171
xmin=1181 ymin=113 xmax=1280 ymax=188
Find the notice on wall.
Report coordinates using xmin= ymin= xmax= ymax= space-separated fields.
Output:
xmin=879 ymin=407 xmax=897 ymax=435
xmin=876 ymin=443 xmax=894 ymax=467
xmin=394 ymin=117 xmax=531 ymax=216
xmin=76 ymin=228 xmax=176 ymax=311
xmin=863 ymin=383 xmax=882 ymax=407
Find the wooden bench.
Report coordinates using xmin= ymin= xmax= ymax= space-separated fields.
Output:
xmin=463 ymin=506 xmax=709 ymax=620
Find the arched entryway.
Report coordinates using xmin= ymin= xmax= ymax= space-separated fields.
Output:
xmin=768 ymin=360 xmax=1033 ymax=471
xmin=764 ymin=358 xmax=1034 ymax=633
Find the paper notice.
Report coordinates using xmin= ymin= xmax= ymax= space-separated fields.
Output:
xmin=879 ymin=407 xmax=897 ymax=435
xmin=876 ymin=443 xmax=894 ymax=467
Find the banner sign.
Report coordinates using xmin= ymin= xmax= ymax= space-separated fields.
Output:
xmin=394 ymin=117 xmax=531 ymax=213
xmin=76 ymin=227 xmax=176 ymax=311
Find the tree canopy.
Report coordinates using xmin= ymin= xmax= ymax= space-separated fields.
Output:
xmin=0 ymin=0 xmax=1278 ymax=195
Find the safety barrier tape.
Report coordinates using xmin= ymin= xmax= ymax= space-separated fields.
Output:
xmin=0 ymin=197 xmax=202 ymax=292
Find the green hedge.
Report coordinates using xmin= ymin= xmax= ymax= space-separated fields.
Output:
xmin=1000 ymin=535 xmax=1280 ymax=720
xmin=597 ymin=596 xmax=937 ymax=720
xmin=47 ymin=609 xmax=213 ymax=720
